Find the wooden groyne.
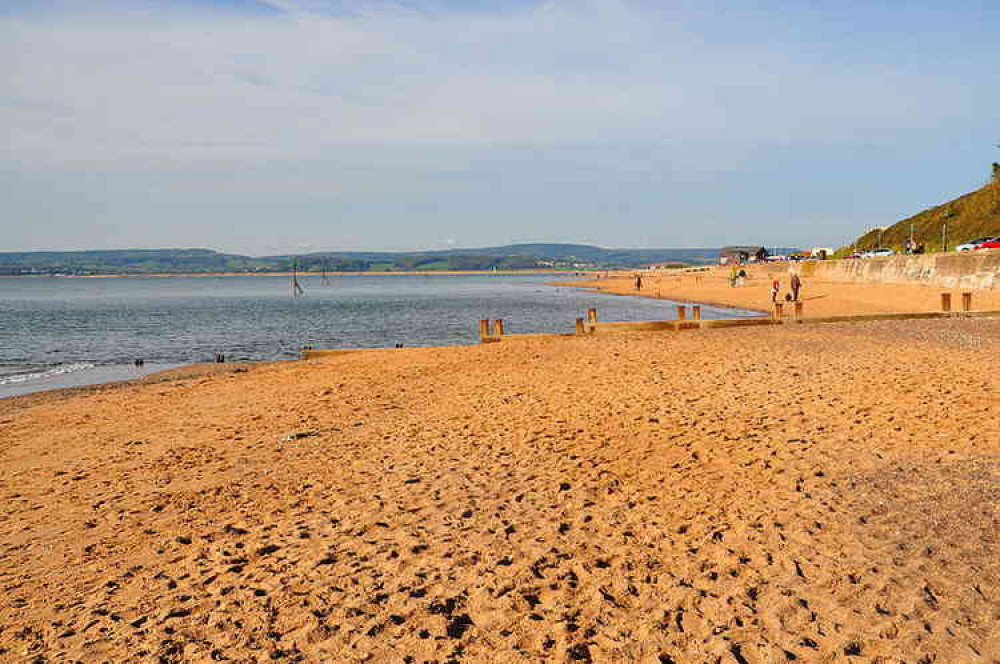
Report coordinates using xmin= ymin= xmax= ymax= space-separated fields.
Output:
xmin=478 ymin=291 xmax=997 ymax=343
xmin=300 ymin=292 xmax=998 ymax=358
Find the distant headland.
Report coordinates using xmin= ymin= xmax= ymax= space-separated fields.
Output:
xmin=0 ymin=244 xmax=795 ymax=276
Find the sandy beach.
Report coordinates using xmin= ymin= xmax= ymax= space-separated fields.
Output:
xmin=1 ymin=285 xmax=998 ymax=662
xmin=560 ymin=267 xmax=1000 ymax=317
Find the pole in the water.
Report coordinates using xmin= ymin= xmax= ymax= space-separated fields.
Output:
xmin=292 ymin=259 xmax=304 ymax=296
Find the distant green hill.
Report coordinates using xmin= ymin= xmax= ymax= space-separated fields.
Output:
xmin=849 ymin=164 xmax=1000 ymax=253
xmin=0 ymin=248 xmax=270 ymax=275
xmin=0 ymin=244 xmax=731 ymax=275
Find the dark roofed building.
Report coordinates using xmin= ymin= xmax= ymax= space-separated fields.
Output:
xmin=719 ymin=246 xmax=768 ymax=264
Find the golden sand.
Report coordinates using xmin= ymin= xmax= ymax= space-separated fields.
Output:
xmin=561 ymin=266 xmax=1000 ymax=317
xmin=0 ymin=293 xmax=998 ymax=662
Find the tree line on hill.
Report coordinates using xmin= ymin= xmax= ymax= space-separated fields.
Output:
xmin=0 ymin=244 xmax=723 ymax=276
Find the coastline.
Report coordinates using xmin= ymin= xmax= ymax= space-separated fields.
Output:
xmin=8 ymin=266 xmax=998 ymax=404
xmin=0 ymin=362 xmax=261 ymax=413
xmin=552 ymin=273 xmax=772 ymax=314
xmin=557 ymin=265 xmax=1000 ymax=317
xmin=0 ymin=276 xmax=742 ymax=402
xmin=8 ymin=268 xmax=601 ymax=279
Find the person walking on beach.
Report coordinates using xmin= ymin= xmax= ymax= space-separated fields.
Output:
xmin=635 ymin=274 xmax=643 ymax=291
xmin=771 ymin=278 xmax=780 ymax=303
xmin=729 ymin=265 xmax=738 ymax=287
xmin=790 ymin=273 xmax=802 ymax=302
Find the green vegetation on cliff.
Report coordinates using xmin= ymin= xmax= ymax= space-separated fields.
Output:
xmin=849 ymin=164 xmax=1000 ymax=253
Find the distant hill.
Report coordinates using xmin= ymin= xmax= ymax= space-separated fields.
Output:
xmin=0 ymin=244 xmax=734 ymax=275
xmin=0 ymin=248 xmax=271 ymax=275
xmin=849 ymin=164 xmax=1000 ymax=252
xmin=277 ymin=245 xmax=727 ymax=272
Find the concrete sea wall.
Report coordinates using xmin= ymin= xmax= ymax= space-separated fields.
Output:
xmin=790 ymin=251 xmax=1000 ymax=291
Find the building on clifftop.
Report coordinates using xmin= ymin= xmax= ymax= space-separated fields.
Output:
xmin=719 ymin=246 xmax=768 ymax=264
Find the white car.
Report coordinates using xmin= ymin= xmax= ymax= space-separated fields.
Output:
xmin=864 ymin=248 xmax=894 ymax=258
xmin=956 ymin=237 xmax=995 ymax=252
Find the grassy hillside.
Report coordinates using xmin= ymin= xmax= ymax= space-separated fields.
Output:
xmin=0 ymin=244 xmax=728 ymax=275
xmin=0 ymin=248 xmax=270 ymax=274
xmin=850 ymin=164 xmax=1000 ymax=253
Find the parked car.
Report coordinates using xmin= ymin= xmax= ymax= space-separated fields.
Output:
xmin=957 ymin=237 xmax=996 ymax=252
xmin=975 ymin=236 xmax=1000 ymax=250
xmin=865 ymin=248 xmax=895 ymax=258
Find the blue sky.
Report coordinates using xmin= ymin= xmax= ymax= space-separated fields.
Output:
xmin=2 ymin=0 xmax=998 ymax=254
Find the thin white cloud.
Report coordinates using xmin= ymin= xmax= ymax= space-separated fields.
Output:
xmin=2 ymin=1 xmax=982 ymax=167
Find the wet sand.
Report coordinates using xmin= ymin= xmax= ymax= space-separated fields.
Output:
xmin=1 ymin=314 xmax=998 ymax=663
xmin=561 ymin=267 xmax=1000 ymax=317
xmin=0 ymin=364 xmax=190 ymax=400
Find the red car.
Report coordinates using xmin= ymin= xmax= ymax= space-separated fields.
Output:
xmin=976 ymin=236 xmax=1000 ymax=250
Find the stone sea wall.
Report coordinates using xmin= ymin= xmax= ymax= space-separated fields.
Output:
xmin=792 ymin=251 xmax=1000 ymax=290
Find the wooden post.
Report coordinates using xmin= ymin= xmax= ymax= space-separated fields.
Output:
xmin=961 ymin=292 xmax=972 ymax=312
xmin=692 ymin=305 xmax=702 ymax=321
xmin=479 ymin=319 xmax=490 ymax=341
xmin=587 ymin=308 xmax=598 ymax=324
xmin=575 ymin=317 xmax=586 ymax=335
xmin=794 ymin=301 xmax=803 ymax=318
xmin=773 ymin=302 xmax=784 ymax=319
xmin=940 ymin=293 xmax=951 ymax=312
xmin=493 ymin=319 xmax=505 ymax=336
xmin=676 ymin=305 xmax=687 ymax=321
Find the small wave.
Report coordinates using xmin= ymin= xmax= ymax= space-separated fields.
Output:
xmin=0 ymin=363 xmax=96 ymax=386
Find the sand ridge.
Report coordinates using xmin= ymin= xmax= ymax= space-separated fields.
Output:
xmin=0 ymin=319 xmax=998 ymax=662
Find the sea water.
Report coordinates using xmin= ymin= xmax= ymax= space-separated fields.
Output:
xmin=0 ymin=274 xmax=756 ymax=397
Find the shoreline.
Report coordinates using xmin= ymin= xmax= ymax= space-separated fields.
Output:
xmin=0 ymin=362 xmax=269 ymax=414
xmin=4 ymin=268 xmax=604 ymax=279
xmin=1 ymin=278 xmax=751 ymax=403
xmin=551 ymin=274 xmax=773 ymax=313
xmin=9 ymin=265 xmax=998 ymax=404
xmin=559 ymin=265 xmax=1000 ymax=317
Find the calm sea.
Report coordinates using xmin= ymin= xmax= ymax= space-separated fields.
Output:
xmin=0 ymin=274 xmax=755 ymax=397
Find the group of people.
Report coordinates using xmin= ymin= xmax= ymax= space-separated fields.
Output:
xmin=729 ymin=265 xmax=803 ymax=302
xmin=634 ymin=266 xmax=803 ymax=303
xmin=770 ymin=273 xmax=803 ymax=303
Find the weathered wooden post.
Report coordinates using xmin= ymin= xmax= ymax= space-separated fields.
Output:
xmin=773 ymin=302 xmax=784 ymax=319
xmin=587 ymin=308 xmax=598 ymax=324
xmin=575 ymin=317 xmax=586 ymax=335
xmin=692 ymin=305 xmax=702 ymax=321
xmin=794 ymin=301 xmax=803 ymax=318
xmin=479 ymin=319 xmax=490 ymax=341
xmin=676 ymin=305 xmax=687 ymax=321
xmin=493 ymin=319 xmax=505 ymax=336
xmin=961 ymin=292 xmax=972 ymax=312
xmin=940 ymin=293 xmax=951 ymax=312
